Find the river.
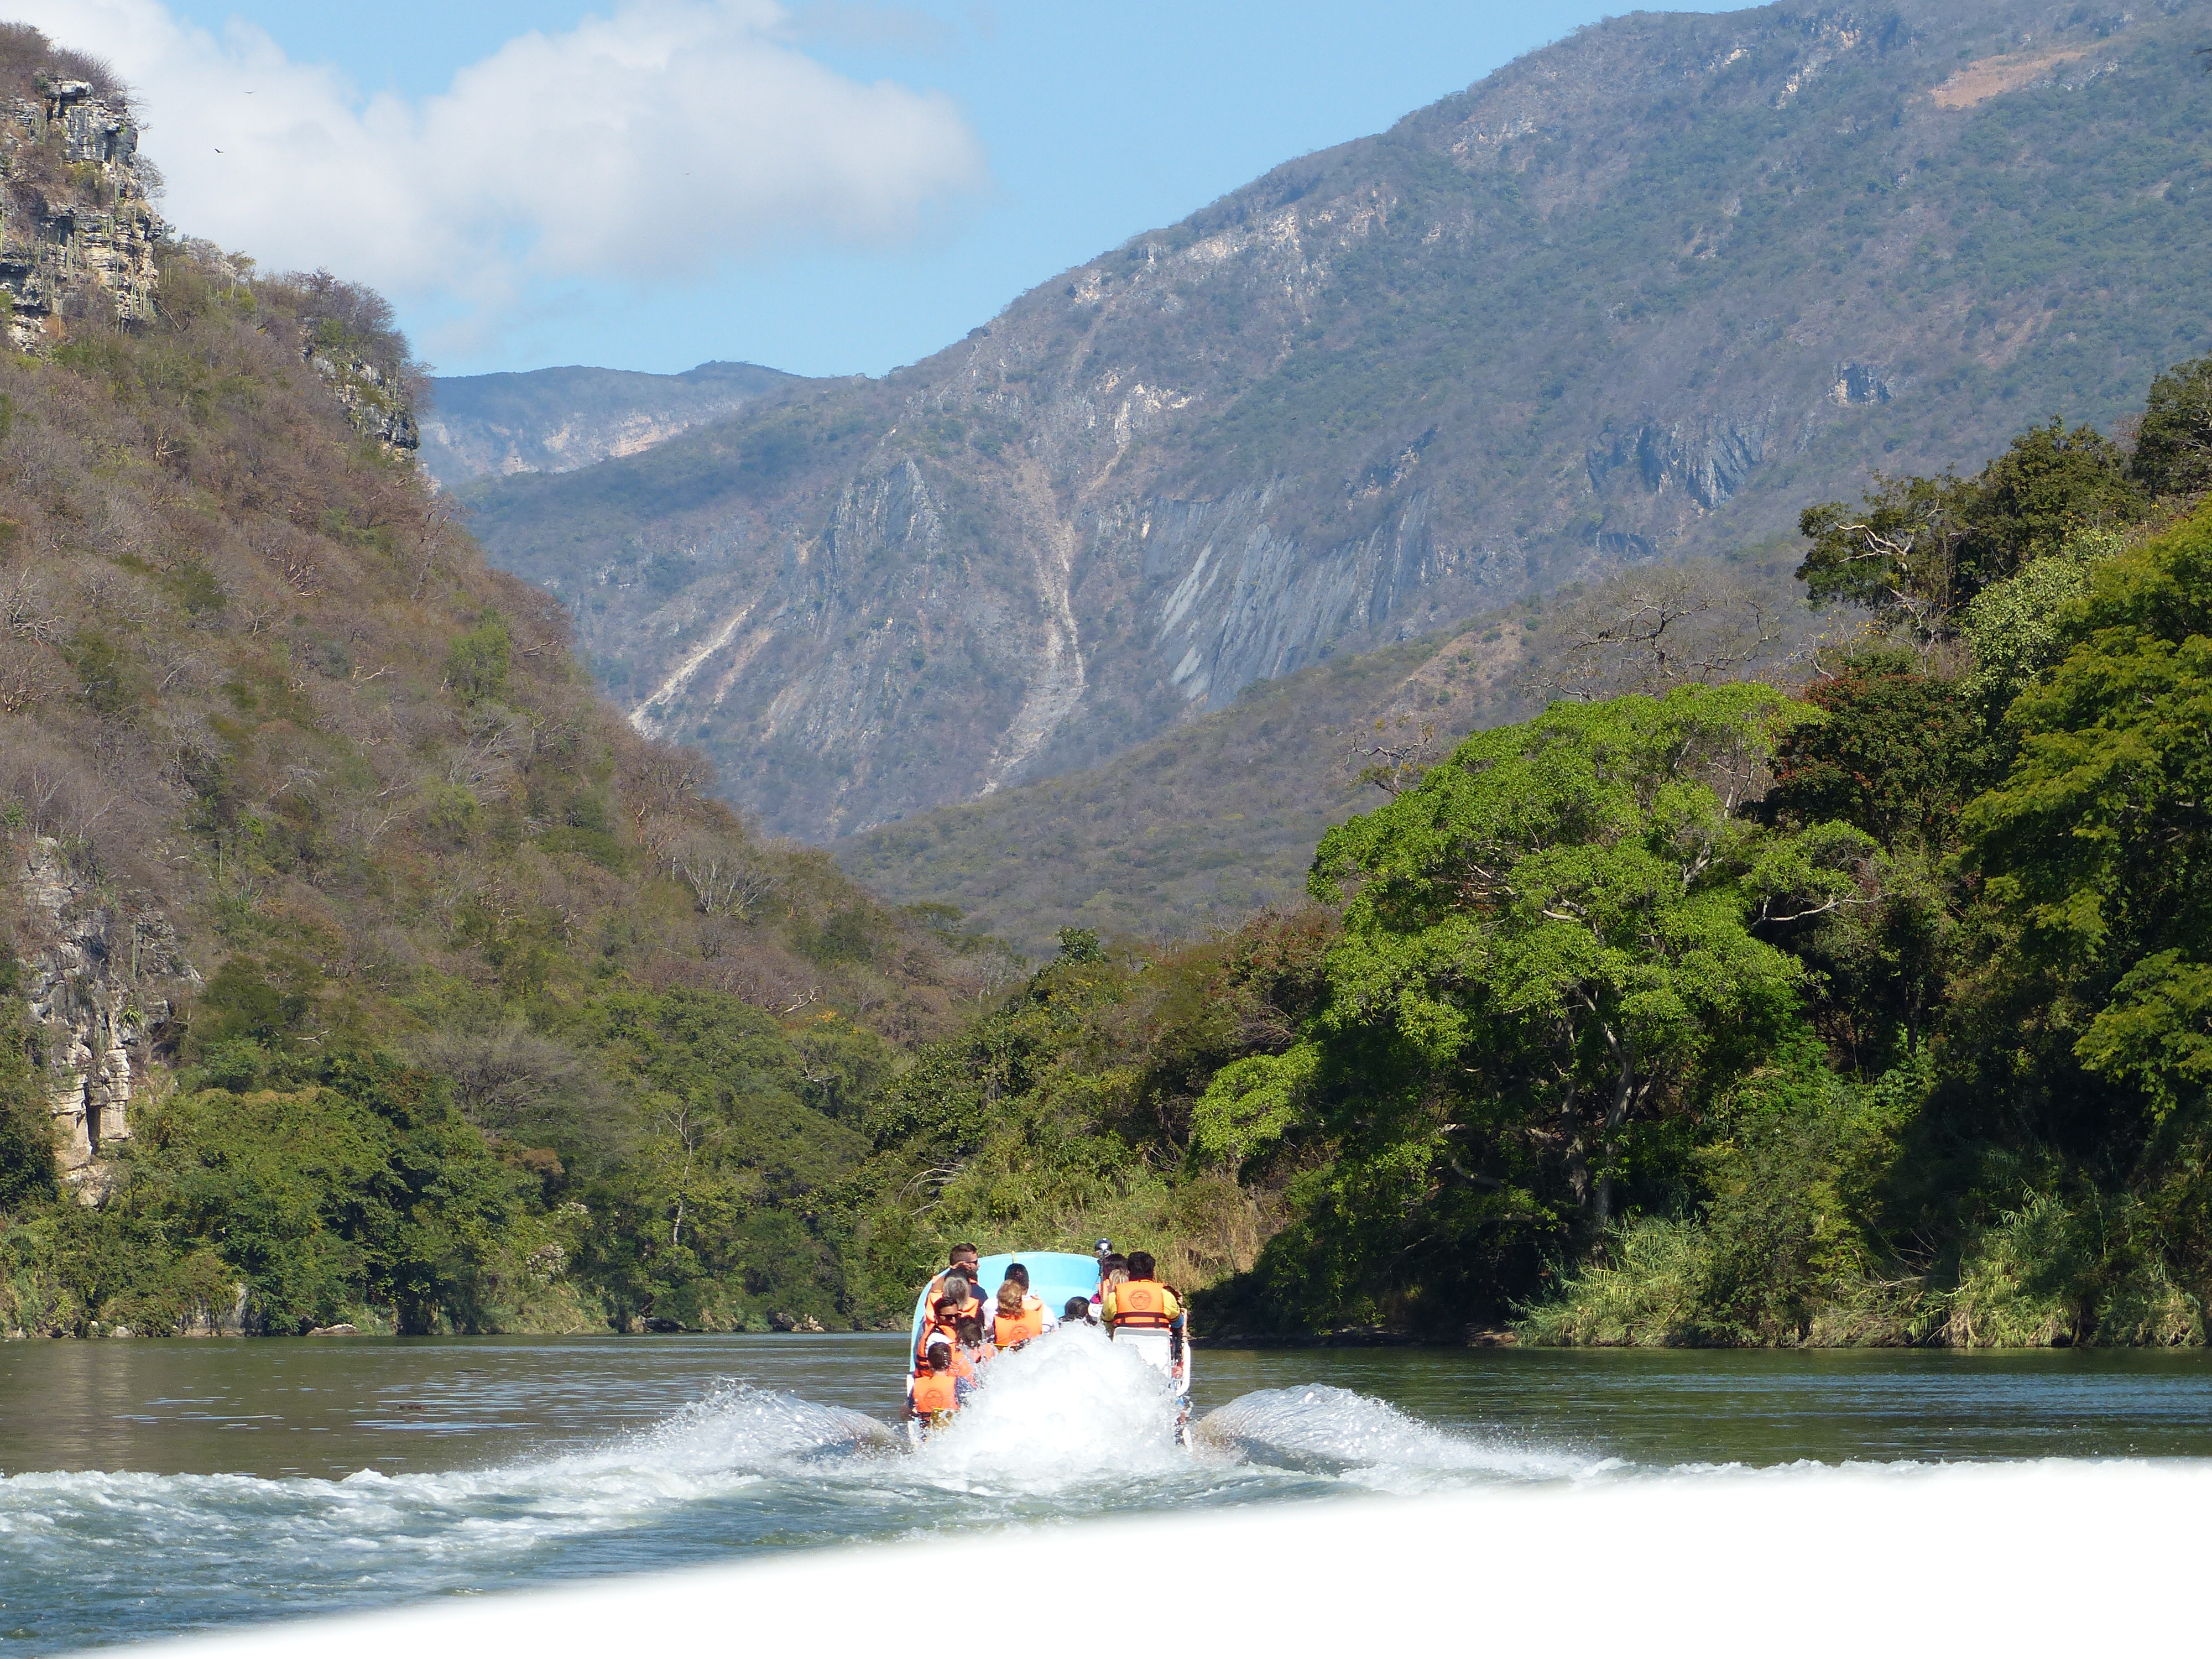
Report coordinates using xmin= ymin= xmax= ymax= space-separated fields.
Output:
xmin=2 ymin=1332 xmax=2208 ymax=1653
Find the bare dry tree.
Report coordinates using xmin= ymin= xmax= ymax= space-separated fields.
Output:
xmin=1339 ymin=711 xmax=1444 ymax=797
xmin=667 ymin=827 xmax=781 ymax=919
xmin=1525 ymin=560 xmax=1794 ymax=703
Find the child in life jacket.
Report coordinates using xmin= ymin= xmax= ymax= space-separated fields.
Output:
xmin=905 ymin=1337 xmax=959 ymax=1427
xmin=952 ymin=1316 xmax=992 ymax=1402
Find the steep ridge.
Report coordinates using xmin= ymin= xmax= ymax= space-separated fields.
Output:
xmin=466 ymin=0 xmax=2212 ymax=843
xmin=419 ymin=361 xmax=807 ymax=489
xmin=0 ymin=26 xmax=999 ymax=1338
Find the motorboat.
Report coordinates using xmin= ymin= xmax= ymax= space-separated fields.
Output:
xmin=902 ymin=1250 xmax=1191 ymax=1439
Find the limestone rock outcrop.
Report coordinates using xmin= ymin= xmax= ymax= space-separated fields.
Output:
xmin=0 ymin=77 xmax=160 ymax=348
xmin=309 ymin=345 xmax=422 ymax=459
xmin=14 ymin=836 xmax=196 ymax=1199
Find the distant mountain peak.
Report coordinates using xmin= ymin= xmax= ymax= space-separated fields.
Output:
xmin=419 ymin=360 xmax=805 ymax=488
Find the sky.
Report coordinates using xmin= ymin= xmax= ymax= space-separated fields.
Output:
xmin=18 ymin=1 xmax=1643 ymax=379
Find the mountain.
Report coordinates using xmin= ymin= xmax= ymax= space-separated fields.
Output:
xmin=833 ymin=545 xmax=1818 ymax=957
xmin=420 ymin=361 xmax=805 ymax=489
xmin=0 ymin=25 xmax=997 ymax=1338
xmin=462 ymin=0 xmax=2212 ymax=846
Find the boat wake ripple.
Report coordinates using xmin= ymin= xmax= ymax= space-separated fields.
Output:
xmin=0 ymin=1337 xmax=1611 ymax=1652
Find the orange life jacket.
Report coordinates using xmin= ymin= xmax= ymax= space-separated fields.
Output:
xmin=911 ymin=1370 xmax=958 ymax=1416
xmin=994 ymin=1294 xmax=1045 ymax=1348
xmin=1111 ymin=1279 xmax=1175 ymax=1330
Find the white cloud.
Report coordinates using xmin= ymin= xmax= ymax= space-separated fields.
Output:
xmin=15 ymin=0 xmax=987 ymax=324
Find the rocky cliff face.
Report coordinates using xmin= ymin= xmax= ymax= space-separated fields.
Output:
xmin=467 ymin=0 xmax=2210 ymax=843
xmin=0 ymin=77 xmax=159 ymax=347
xmin=13 ymin=837 xmax=196 ymax=1200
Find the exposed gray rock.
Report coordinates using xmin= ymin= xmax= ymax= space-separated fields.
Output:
xmin=1587 ymin=414 xmax=1770 ymax=509
xmin=0 ymin=79 xmax=160 ymax=350
xmin=14 ymin=836 xmax=197 ymax=1199
xmin=1830 ymin=362 xmax=1896 ymax=406
xmin=308 ymin=348 xmax=421 ymax=458
xmin=178 ymin=1284 xmax=251 ymax=1337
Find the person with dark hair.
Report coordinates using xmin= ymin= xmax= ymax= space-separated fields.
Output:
xmin=993 ymin=1261 xmax=1056 ymax=1347
xmin=1103 ymin=1250 xmax=1185 ymax=1372
xmin=1062 ymin=1296 xmax=1096 ymax=1327
xmin=952 ymin=1315 xmax=991 ymax=1401
xmin=905 ymin=1337 xmax=959 ymax=1427
xmin=918 ymin=1281 xmax=983 ymax=1368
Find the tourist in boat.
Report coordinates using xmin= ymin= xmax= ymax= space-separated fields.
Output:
xmin=1102 ymin=1251 xmax=1182 ymax=1339
xmin=953 ymin=1314 xmax=992 ymax=1396
xmin=917 ymin=1287 xmax=977 ymax=1367
xmin=1062 ymin=1296 xmax=1095 ymax=1327
xmin=993 ymin=1280 xmax=1045 ymax=1350
xmin=905 ymin=1337 xmax=959 ymax=1428
xmin=1092 ymin=1252 xmax=1128 ymax=1318
xmin=924 ymin=1244 xmax=983 ymax=1311
xmin=993 ymin=1263 xmax=1056 ymax=1349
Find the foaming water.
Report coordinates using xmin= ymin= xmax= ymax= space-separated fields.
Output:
xmin=6 ymin=1333 xmax=2209 ymax=1654
xmin=1192 ymin=1383 xmax=1620 ymax=1488
xmin=911 ymin=1326 xmax=1187 ymax=1489
xmin=0 ymin=1335 xmax=1587 ymax=1650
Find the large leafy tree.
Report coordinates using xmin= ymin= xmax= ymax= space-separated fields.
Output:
xmin=1798 ymin=421 xmax=2143 ymax=637
xmin=2132 ymin=354 xmax=2212 ymax=500
xmin=1204 ymin=686 xmax=1875 ymax=1310
xmin=1766 ymin=650 xmax=1995 ymax=849
xmin=1964 ymin=504 xmax=2212 ymax=1130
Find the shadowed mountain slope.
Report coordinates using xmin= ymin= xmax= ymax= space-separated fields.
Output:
xmin=835 ymin=544 xmax=1823 ymax=957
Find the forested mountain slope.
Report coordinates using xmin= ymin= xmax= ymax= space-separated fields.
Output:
xmin=466 ymin=0 xmax=2212 ymax=842
xmin=0 ymin=27 xmax=1000 ymax=1339
xmin=419 ymin=362 xmax=806 ymax=490
xmin=853 ymin=355 xmax=2212 ymax=1345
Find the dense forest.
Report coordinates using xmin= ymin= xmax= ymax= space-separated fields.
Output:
xmin=0 ymin=210 xmax=1012 ymax=1339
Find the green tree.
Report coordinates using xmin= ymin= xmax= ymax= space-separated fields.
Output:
xmin=1955 ymin=420 xmax=2141 ymax=598
xmin=446 ymin=614 xmax=512 ymax=705
xmin=1798 ymin=424 xmax=2145 ymax=637
xmin=1964 ymin=504 xmax=2212 ymax=1126
xmin=1766 ymin=651 xmax=1994 ymax=848
xmin=1796 ymin=472 xmax=1970 ymax=639
xmin=2132 ymin=355 xmax=2212 ymax=499
xmin=1291 ymin=685 xmax=1871 ymax=1255
xmin=1958 ymin=530 xmax=2126 ymax=721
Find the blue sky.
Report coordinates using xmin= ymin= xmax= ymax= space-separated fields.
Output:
xmin=55 ymin=1 xmax=1640 ymax=378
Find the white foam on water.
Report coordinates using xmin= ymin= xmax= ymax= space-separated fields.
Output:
xmin=132 ymin=1459 xmax=2212 ymax=1658
xmin=910 ymin=1324 xmax=1187 ymax=1490
xmin=37 ymin=1351 xmax=2184 ymax=1656
xmin=0 ymin=1383 xmax=893 ymax=1571
xmin=1191 ymin=1382 xmax=1620 ymax=1489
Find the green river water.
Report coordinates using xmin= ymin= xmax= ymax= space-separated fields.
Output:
xmin=0 ymin=1334 xmax=2205 ymax=1651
